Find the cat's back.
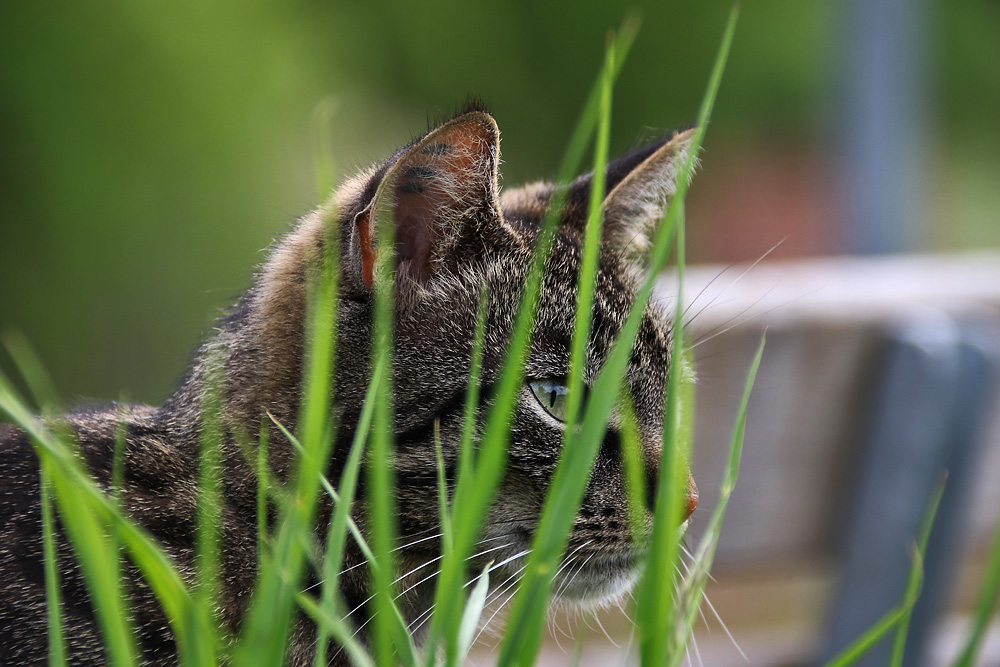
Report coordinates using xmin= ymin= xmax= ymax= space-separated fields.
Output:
xmin=0 ymin=421 xmax=47 ymax=572
xmin=0 ymin=418 xmax=91 ymax=664
xmin=1 ymin=403 xmax=175 ymax=493
xmin=0 ymin=406 xmax=195 ymax=665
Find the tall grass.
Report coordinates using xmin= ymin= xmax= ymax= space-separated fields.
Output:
xmin=2 ymin=5 xmax=996 ymax=666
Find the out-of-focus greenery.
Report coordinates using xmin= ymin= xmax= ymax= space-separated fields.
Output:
xmin=0 ymin=1 xmax=997 ymax=404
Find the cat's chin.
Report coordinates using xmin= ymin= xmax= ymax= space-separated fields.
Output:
xmin=549 ymin=553 xmax=642 ymax=607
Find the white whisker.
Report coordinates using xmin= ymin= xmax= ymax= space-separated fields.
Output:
xmin=590 ymin=606 xmax=619 ymax=649
xmin=550 ymin=611 xmax=567 ymax=652
xmin=551 ymin=541 xmax=593 ymax=598
xmin=690 ymin=624 xmax=704 ymax=667
xmin=680 ymin=237 xmax=785 ymax=329
xmin=407 ymin=547 xmax=532 ymax=640
xmin=471 ymin=561 xmax=531 ymax=647
xmin=701 ymin=591 xmax=747 ymax=662
xmin=558 ymin=550 xmax=597 ymax=601
xmin=623 ymin=620 xmax=637 ymax=666
xmin=346 ymin=540 xmax=518 ymax=642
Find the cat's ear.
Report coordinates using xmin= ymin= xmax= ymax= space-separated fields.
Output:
xmin=600 ymin=128 xmax=695 ymax=263
xmin=349 ymin=111 xmax=501 ymax=289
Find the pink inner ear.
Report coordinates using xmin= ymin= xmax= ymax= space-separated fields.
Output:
xmin=389 ymin=120 xmax=494 ymax=284
xmin=355 ymin=209 xmax=376 ymax=288
xmin=394 ymin=185 xmax=440 ymax=283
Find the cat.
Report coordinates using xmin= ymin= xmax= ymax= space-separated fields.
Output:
xmin=0 ymin=104 xmax=698 ymax=665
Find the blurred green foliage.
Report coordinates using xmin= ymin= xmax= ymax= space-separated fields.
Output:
xmin=0 ymin=1 xmax=997 ymax=405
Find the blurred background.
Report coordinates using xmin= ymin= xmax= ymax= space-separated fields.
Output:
xmin=2 ymin=0 xmax=997 ymax=404
xmin=1 ymin=1 xmax=999 ymax=665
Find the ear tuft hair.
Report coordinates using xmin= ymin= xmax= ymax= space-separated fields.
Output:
xmin=457 ymin=97 xmax=491 ymax=117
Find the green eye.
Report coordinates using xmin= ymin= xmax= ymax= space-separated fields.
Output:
xmin=528 ymin=379 xmax=570 ymax=422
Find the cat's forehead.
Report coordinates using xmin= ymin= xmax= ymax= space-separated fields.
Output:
xmin=513 ymin=230 xmax=672 ymax=379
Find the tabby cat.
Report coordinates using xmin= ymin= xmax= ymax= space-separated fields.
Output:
xmin=0 ymin=106 xmax=697 ymax=665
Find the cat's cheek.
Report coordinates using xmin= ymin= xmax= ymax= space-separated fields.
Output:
xmin=549 ymin=557 xmax=641 ymax=606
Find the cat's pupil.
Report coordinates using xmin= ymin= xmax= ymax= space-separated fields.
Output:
xmin=528 ymin=379 xmax=570 ymax=422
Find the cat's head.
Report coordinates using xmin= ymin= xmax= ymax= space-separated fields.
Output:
xmin=251 ymin=107 xmax=697 ymax=611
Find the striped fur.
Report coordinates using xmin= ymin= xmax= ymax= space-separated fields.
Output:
xmin=0 ymin=108 xmax=695 ymax=665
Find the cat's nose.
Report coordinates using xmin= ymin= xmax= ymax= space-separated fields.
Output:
xmin=644 ymin=466 xmax=699 ymax=523
xmin=683 ymin=473 xmax=699 ymax=522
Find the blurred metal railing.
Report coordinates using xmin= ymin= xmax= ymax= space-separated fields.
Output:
xmin=822 ymin=314 xmax=999 ymax=666
xmin=665 ymin=252 xmax=1000 ymax=667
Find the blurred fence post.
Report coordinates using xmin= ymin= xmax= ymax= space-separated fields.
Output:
xmin=839 ymin=0 xmax=929 ymax=254
xmin=820 ymin=313 xmax=1000 ymax=666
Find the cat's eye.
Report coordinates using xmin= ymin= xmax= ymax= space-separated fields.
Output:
xmin=528 ymin=379 xmax=571 ymax=422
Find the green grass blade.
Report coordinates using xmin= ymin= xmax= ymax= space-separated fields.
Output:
xmin=0 ymin=373 xmax=216 ymax=664
xmin=113 ymin=511 xmax=216 ymax=664
xmin=108 ymin=409 xmax=129 ymax=655
xmin=494 ymin=30 xmax=617 ymax=667
xmin=39 ymin=461 xmax=68 ymax=667
xmin=457 ymin=562 xmax=491 ymax=662
xmin=1 ymin=352 xmax=140 ymax=665
xmin=569 ymin=614 xmax=588 ymax=667
xmin=434 ymin=419 xmax=454 ymax=556
xmin=3 ymin=331 xmax=62 ymax=411
xmin=425 ymin=286 xmax=484 ymax=665
xmin=670 ymin=335 xmax=763 ymax=666
xmin=112 ymin=407 xmax=127 ymax=508
xmin=314 ymin=356 xmax=382 ymax=666
xmin=585 ymin=10 xmax=737 ymax=664
xmin=638 ymin=201 xmax=688 ymax=667
xmin=490 ymin=7 xmax=737 ymax=666
xmin=307 ymin=166 xmax=348 ymax=663
xmin=232 ymin=448 xmax=319 ymax=661
xmin=563 ymin=29 xmax=613 ymax=432
xmin=268 ymin=412 xmax=378 ymax=566
xmin=642 ymin=2 xmax=737 ymax=285
xmin=44 ymin=455 xmax=139 ymax=666
xmin=953 ymin=492 xmax=1000 ymax=667
xmin=311 ymin=96 xmax=338 ymax=202
xmin=459 ymin=289 xmax=488 ymax=477
xmin=822 ymin=548 xmax=926 ymax=667
xmin=5 ymin=337 xmax=79 ymax=667
xmin=823 ymin=589 xmax=920 ymax=667
xmin=455 ymin=288 xmax=489 ymax=524
xmin=272 ymin=413 xmax=417 ymax=667
xmin=620 ymin=392 xmax=649 ymax=543
xmin=422 ymin=21 xmax=640 ymax=666
xmin=233 ymin=218 xmax=339 ymax=665
xmin=256 ymin=417 xmax=270 ymax=572
xmin=823 ymin=477 xmax=944 ymax=667
xmin=685 ymin=337 xmax=763 ymax=571
xmin=196 ymin=354 xmax=224 ymax=652
xmin=890 ymin=475 xmax=946 ymax=667
xmin=4 ymin=337 xmax=78 ymax=665
xmin=367 ymin=194 xmax=404 ymax=666
xmin=297 ymin=593 xmax=375 ymax=667
xmin=620 ymin=8 xmax=739 ymax=654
